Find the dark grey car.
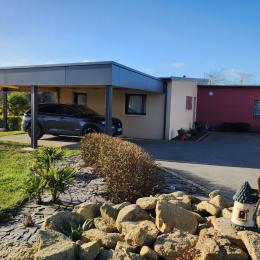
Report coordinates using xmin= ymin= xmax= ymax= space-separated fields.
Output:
xmin=22 ymin=103 xmax=123 ymax=139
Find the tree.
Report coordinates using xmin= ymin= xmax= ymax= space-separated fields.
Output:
xmin=8 ymin=92 xmax=29 ymax=115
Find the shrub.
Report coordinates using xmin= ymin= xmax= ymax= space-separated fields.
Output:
xmin=7 ymin=92 xmax=29 ymax=116
xmin=220 ymin=122 xmax=251 ymax=132
xmin=0 ymin=116 xmax=23 ymax=130
xmin=27 ymin=146 xmax=74 ymax=203
xmin=81 ymin=133 xmax=163 ymax=203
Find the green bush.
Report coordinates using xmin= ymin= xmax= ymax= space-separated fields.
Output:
xmin=0 ymin=116 xmax=23 ymax=130
xmin=8 ymin=92 xmax=29 ymax=116
xmin=81 ymin=133 xmax=163 ymax=203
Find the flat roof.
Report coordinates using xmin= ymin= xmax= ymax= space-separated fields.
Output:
xmin=162 ymin=76 xmax=208 ymax=83
xmin=198 ymin=84 xmax=260 ymax=88
xmin=0 ymin=61 xmax=164 ymax=93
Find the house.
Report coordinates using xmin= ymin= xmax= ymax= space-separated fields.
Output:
xmin=197 ymin=85 xmax=260 ymax=131
xmin=0 ymin=61 xmax=206 ymax=148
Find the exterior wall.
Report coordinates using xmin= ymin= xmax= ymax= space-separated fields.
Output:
xmin=165 ymin=80 xmax=198 ymax=139
xmin=59 ymin=86 xmax=165 ymax=139
xmin=197 ymin=87 xmax=260 ymax=131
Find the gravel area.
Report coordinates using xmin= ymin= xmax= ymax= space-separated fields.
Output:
xmin=0 ymin=155 xmax=208 ymax=245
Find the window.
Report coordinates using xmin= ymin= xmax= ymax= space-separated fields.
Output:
xmin=59 ymin=106 xmax=78 ymax=116
xmin=254 ymin=100 xmax=260 ymax=116
xmin=237 ymin=209 xmax=249 ymax=222
xmin=38 ymin=92 xmax=58 ymax=104
xmin=74 ymin=93 xmax=87 ymax=106
xmin=125 ymin=94 xmax=146 ymax=115
xmin=38 ymin=104 xmax=60 ymax=114
xmin=186 ymin=96 xmax=193 ymax=110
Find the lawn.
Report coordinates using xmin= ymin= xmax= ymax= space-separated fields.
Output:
xmin=0 ymin=141 xmax=33 ymax=220
xmin=0 ymin=130 xmax=25 ymax=137
xmin=0 ymin=141 xmax=80 ymax=220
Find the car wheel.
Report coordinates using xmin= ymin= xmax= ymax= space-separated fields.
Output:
xmin=83 ymin=126 xmax=99 ymax=136
xmin=27 ymin=124 xmax=44 ymax=139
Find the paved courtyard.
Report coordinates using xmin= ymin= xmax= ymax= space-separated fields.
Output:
xmin=0 ymin=132 xmax=259 ymax=198
xmin=135 ymin=132 xmax=260 ymax=198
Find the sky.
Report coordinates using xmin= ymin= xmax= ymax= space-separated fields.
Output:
xmin=0 ymin=0 xmax=260 ymax=83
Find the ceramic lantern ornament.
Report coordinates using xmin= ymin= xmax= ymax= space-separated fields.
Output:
xmin=231 ymin=179 xmax=260 ymax=230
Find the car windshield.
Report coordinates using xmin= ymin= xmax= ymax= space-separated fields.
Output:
xmin=74 ymin=105 xmax=98 ymax=116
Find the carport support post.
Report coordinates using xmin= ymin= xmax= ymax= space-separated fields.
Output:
xmin=105 ymin=85 xmax=113 ymax=135
xmin=31 ymin=85 xmax=38 ymax=149
xmin=2 ymin=88 xmax=8 ymax=130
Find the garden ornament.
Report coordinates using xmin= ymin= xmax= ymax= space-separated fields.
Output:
xmin=231 ymin=178 xmax=260 ymax=230
xmin=23 ymin=214 xmax=34 ymax=227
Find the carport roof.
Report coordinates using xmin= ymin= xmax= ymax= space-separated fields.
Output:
xmin=0 ymin=61 xmax=164 ymax=93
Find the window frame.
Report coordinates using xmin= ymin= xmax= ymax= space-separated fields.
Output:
xmin=74 ymin=92 xmax=87 ymax=106
xmin=253 ymin=99 xmax=260 ymax=117
xmin=125 ymin=94 xmax=147 ymax=116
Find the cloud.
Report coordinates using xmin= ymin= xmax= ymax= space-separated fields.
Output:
xmin=172 ymin=62 xmax=185 ymax=69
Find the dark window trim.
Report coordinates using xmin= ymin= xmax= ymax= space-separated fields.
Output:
xmin=74 ymin=92 xmax=87 ymax=105
xmin=125 ymin=94 xmax=147 ymax=115
xmin=253 ymin=99 xmax=260 ymax=118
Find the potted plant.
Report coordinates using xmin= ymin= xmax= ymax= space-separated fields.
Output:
xmin=177 ymin=128 xmax=187 ymax=140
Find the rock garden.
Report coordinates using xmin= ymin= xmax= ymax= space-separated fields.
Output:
xmin=0 ymin=134 xmax=259 ymax=259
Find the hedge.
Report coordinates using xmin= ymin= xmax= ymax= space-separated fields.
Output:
xmin=0 ymin=116 xmax=23 ymax=131
xmin=81 ymin=133 xmax=164 ymax=203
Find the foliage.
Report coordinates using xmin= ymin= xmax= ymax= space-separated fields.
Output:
xmin=220 ymin=122 xmax=251 ymax=132
xmin=0 ymin=141 xmax=33 ymax=221
xmin=177 ymin=128 xmax=187 ymax=136
xmin=82 ymin=218 xmax=95 ymax=231
xmin=7 ymin=92 xmax=29 ymax=116
xmin=70 ymin=224 xmax=82 ymax=242
xmin=28 ymin=146 xmax=75 ymax=203
xmin=32 ymin=146 xmax=64 ymax=171
xmin=45 ymin=165 xmax=75 ymax=202
xmin=81 ymin=133 xmax=163 ymax=203
xmin=0 ymin=116 xmax=23 ymax=130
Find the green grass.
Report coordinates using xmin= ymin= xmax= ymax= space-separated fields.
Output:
xmin=0 ymin=141 xmax=80 ymax=220
xmin=0 ymin=130 xmax=25 ymax=137
xmin=0 ymin=141 xmax=33 ymax=220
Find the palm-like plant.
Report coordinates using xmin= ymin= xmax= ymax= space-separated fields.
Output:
xmin=33 ymin=146 xmax=64 ymax=171
xmin=46 ymin=165 xmax=76 ymax=202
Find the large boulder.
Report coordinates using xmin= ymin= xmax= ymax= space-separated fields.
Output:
xmin=94 ymin=217 xmax=117 ymax=233
xmin=197 ymin=201 xmax=221 ymax=216
xmin=81 ymin=229 xmax=123 ymax=249
xmin=157 ymin=193 xmax=176 ymax=201
xmin=100 ymin=203 xmax=118 ymax=224
xmin=238 ymin=231 xmax=260 ymax=260
xmin=79 ymin=241 xmax=100 ymax=260
xmin=0 ymin=240 xmax=34 ymax=260
xmin=73 ymin=202 xmax=101 ymax=219
xmin=196 ymin=228 xmax=248 ymax=260
xmin=113 ymin=202 xmax=131 ymax=211
xmin=222 ymin=208 xmax=233 ymax=218
xmin=209 ymin=195 xmax=231 ymax=210
xmin=211 ymin=217 xmax=243 ymax=248
xmin=136 ymin=197 xmax=158 ymax=210
xmin=155 ymin=200 xmax=198 ymax=234
xmin=34 ymin=230 xmax=77 ymax=260
xmin=41 ymin=211 xmax=84 ymax=236
xmin=121 ymin=221 xmax=159 ymax=246
xmin=115 ymin=204 xmax=151 ymax=231
xmin=209 ymin=189 xmax=221 ymax=199
xmin=140 ymin=246 xmax=158 ymax=260
xmin=96 ymin=248 xmax=145 ymax=260
xmin=154 ymin=229 xmax=198 ymax=259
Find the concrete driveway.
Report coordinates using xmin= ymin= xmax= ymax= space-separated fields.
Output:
xmin=135 ymin=132 xmax=260 ymax=198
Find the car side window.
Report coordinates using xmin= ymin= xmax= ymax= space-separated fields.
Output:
xmin=38 ymin=105 xmax=60 ymax=114
xmin=59 ymin=106 xmax=77 ymax=116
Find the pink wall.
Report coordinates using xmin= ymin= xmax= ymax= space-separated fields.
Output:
xmin=197 ymin=87 xmax=260 ymax=131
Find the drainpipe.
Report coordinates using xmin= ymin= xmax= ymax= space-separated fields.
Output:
xmin=163 ymin=81 xmax=168 ymax=140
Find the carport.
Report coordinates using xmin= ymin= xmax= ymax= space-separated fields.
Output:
xmin=0 ymin=61 xmax=164 ymax=148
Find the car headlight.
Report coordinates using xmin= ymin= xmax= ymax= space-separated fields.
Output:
xmin=101 ymin=121 xmax=105 ymax=125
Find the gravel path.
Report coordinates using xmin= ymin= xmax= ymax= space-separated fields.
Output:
xmin=0 ymin=155 xmax=208 ymax=244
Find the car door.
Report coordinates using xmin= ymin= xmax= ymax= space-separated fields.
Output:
xmin=56 ymin=105 xmax=82 ymax=135
xmin=38 ymin=104 xmax=61 ymax=134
